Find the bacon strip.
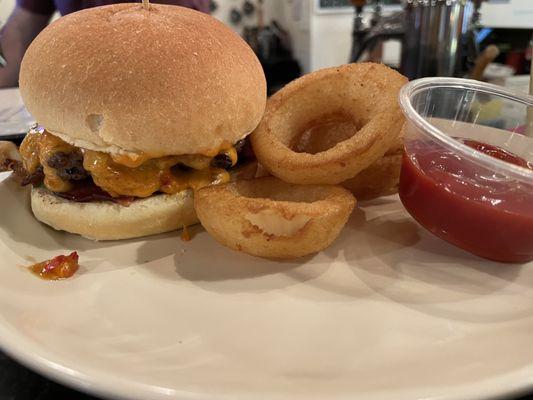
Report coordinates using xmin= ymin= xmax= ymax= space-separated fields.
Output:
xmin=55 ymin=180 xmax=135 ymax=205
xmin=3 ymin=160 xmax=133 ymax=205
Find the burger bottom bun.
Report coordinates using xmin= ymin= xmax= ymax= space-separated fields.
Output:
xmin=31 ymin=187 xmax=198 ymax=241
xmin=30 ymin=161 xmax=258 ymax=241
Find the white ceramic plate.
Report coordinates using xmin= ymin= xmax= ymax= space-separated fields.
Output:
xmin=0 ymin=171 xmax=532 ymax=400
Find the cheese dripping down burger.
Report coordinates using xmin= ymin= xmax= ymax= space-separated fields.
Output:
xmin=13 ymin=3 xmax=266 ymax=240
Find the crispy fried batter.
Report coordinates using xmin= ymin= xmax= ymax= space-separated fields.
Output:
xmin=251 ymin=63 xmax=407 ymax=185
xmin=194 ymin=177 xmax=355 ymax=259
xmin=342 ymin=131 xmax=404 ymax=200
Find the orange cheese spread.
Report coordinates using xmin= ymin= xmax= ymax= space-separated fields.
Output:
xmin=19 ymin=129 xmax=234 ymax=197
xmin=20 ymin=129 xmax=77 ymax=192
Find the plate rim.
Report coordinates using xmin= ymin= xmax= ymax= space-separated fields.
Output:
xmin=1 ymin=298 xmax=533 ymax=400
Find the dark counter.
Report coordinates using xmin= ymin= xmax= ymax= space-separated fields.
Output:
xmin=0 ymin=352 xmax=99 ymax=400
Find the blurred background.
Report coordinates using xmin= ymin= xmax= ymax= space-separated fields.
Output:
xmin=1 ymin=0 xmax=532 ymax=95
xmin=0 ymin=0 xmax=533 ymax=93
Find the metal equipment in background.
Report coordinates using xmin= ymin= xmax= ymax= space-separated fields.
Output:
xmin=241 ymin=0 xmax=301 ymax=94
xmin=350 ymin=0 xmax=486 ymax=80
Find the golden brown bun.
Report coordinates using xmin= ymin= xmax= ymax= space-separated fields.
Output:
xmin=19 ymin=4 xmax=266 ymax=157
xmin=31 ymin=187 xmax=198 ymax=240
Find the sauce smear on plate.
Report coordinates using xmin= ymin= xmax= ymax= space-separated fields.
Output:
xmin=28 ymin=252 xmax=80 ymax=280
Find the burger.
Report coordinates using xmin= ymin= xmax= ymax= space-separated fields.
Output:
xmin=11 ymin=3 xmax=266 ymax=240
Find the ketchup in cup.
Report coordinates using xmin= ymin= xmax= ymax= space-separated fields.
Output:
xmin=400 ymin=140 xmax=533 ymax=262
xmin=399 ymin=78 xmax=533 ymax=263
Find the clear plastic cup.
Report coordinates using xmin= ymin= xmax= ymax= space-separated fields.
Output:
xmin=398 ymin=78 xmax=533 ymax=263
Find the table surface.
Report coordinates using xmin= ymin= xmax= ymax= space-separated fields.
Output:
xmin=1 ymin=350 xmax=532 ymax=400
xmin=1 ymin=351 xmax=97 ymax=400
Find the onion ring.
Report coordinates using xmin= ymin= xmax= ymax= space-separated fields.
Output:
xmin=0 ymin=141 xmax=21 ymax=170
xmin=250 ymin=63 xmax=407 ymax=185
xmin=342 ymin=133 xmax=403 ymax=200
xmin=194 ymin=176 xmax=356 ymax=259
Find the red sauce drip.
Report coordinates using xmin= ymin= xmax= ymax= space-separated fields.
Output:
xmin=28 ymin=252 xmax=80 ymax=280
xmin=399 ymin=140 xmax=533 ymax=263
xmin=181 ymin=225 xmax=191 ymax=242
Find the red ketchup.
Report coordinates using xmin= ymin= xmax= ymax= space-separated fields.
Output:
xmin=29 ymin=252 xmax=80 ymax=280
xmin=399 ymin=139 xmax=533 ymax=263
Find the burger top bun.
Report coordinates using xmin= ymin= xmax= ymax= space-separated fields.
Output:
xmin=19 ymin=3 xmax=267 ymax=157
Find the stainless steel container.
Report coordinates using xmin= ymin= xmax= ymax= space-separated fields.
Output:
xmin=350 ymin=0 xmax=480 ymax=79
xmin=401 ymin=0 xmax=475 ymax=79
